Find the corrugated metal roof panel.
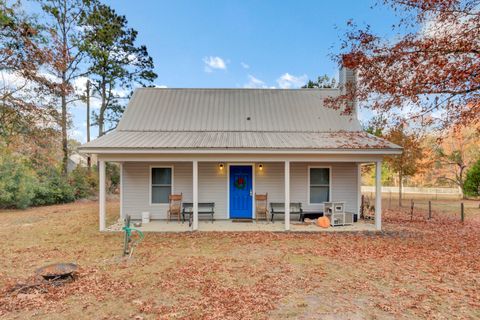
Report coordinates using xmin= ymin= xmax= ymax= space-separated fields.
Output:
xmin=116 ymin=88 xmax=362 ymax=132
xmin=80 ymin=131 xmax=399 ymax=150
xmin=80 ymin=88 xmax=402 ymax=152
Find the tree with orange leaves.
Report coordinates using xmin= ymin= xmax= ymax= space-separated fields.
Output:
xmin=331 ymin=0 xmax=480 ymax=129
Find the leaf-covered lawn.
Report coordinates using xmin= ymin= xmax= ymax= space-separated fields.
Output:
xmin=1 ymin=200 xmax=479 ymax=319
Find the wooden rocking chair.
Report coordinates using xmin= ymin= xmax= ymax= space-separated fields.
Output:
xmin=167 ymin=193 xmax=182 ymax=222
xmin=255 ymin=193 xmax=269 ymax=222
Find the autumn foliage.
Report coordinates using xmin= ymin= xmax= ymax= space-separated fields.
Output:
xmin=1 ymin=201 xmax=479 ymax=318
xmin=334 ymin=0 xmax=480 ymax=129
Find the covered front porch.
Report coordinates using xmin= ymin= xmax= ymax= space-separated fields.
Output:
xmin=97 ymin=153 xmax=384 ymax=232
xmin=106 ymin=219 xmax=378 ymax=233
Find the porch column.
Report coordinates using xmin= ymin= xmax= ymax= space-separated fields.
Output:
xmin=192 ymin=160 xmax=199 ymax=231
xmin=99 ymin=160 xmax=106 ymax=231
xmin=284 ymin=160 xmax=290 ymax=231
xmin=119 ymin=162 xmax=123 ymax=220
xmin=357 ymin=163 xmax=362 ymax=220
xmin=375 ymin=160 xmax=382 ymax=230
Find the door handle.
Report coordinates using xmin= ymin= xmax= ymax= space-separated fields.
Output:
xmin=250 ymin=189 xmax=253 ymax=197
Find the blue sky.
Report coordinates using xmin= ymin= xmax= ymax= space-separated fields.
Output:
xmin=71 ymin=0 xmax=400 ymax=142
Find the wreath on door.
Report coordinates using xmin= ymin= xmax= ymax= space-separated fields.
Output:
xmin=234 ymin=177 xmax=246 ymax=189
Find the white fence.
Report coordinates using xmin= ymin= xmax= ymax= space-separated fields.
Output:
xmin=361 ymin=186 xmax=461 ymax=195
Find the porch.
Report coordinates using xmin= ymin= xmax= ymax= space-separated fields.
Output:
xmin=106 ymin=219 xmax=378 ymax=233
xmin=97 ymin=155 xmax=384 ymax=232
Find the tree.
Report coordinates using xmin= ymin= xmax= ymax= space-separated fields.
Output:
xmin=332 ymin=0 xmax=480 ymax=129
xmin=38 ymin=0 xmax=92 ymax=176
xmin=384 ymin=125 xmax=425 ymax=206
xmin=434 ymin=125 xmax=480 ymax=198
xmin=0 ymin=0 xmax=55 ymax=147
xmin=81 ymin=3 xmax=157 ymax=136
xmin=464 ymin=159 xmax=480 ymax=197
xmin=302 ymin=74 xmax=337 ymax=89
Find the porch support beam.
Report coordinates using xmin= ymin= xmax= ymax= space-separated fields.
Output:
xmin=192 ymin=160 xmax=199 ymax=231
xmin=284 ymin=160 xmax=290 ymax=231
xmin=119 ymin=162 xmax=123 ymax=220
xmin=99 ymin=160 xmax=106 ymax=231
xmin=375 ymin=160 xmax=382 ymax=230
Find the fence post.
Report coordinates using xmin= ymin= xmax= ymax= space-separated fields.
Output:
xmin=360 ymin=195 xmax=364 ymax=219
xmin=461 ymin=203 xmax=464 ymax=223
xmin=428 ymin=201 xmax=432 ymax=219
xmin=410 ymin=199 xmax=414 ymax=221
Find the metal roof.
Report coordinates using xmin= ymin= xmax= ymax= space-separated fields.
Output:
xmin=116 ymin=88 xmax=362 ymax=132
xmin=81 ymin=131 xmax=399 ymax=151
xmin=80 ymin=88 xmax=402 ymax=153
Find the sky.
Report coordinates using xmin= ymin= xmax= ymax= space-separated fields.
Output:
xmin=69 ymin=0 xmax=401 ymax=142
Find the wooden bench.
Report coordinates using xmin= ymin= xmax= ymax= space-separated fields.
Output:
xmin=182 ymin=202 xmax=215 ymax=227
xmin=270 ymin=202 xmax=303 ymax=222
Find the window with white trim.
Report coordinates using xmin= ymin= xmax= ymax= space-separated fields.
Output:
xmin=309 ymin=167 xmax=330 ymax=203
xmin=151 ymin=167 xmax=172 ymax=204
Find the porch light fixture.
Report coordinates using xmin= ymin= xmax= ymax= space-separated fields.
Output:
xmin=258 ymin=163 xmax=263 ymax=171
xmin=219 ymin=163 xmax=224 ymax=170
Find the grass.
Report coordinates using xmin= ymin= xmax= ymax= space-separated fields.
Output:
xmin=1 ymin=199 xmax=479 ymax=319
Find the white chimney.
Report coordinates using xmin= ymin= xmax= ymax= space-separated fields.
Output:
xmin=339 ymin=67 xmax=358 ymax=117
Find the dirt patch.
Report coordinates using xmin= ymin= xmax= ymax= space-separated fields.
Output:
xmin=0 ymin=201 xmax=479 ymax=319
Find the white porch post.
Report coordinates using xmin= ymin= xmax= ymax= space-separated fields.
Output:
xmin=99 ymin=160 xmax=106 ymax=231
xmin=119 ymin=162 xmax=123 ymax=220
xmin=357 ymin=163 xmax=362 ymax=220
xmin=375 ymin=160 xmax=382 ymax=230
xmin=192 ymin=160 xmax=199 ymax=231
xmin=284 ymin=160 xmax=290 ymax=231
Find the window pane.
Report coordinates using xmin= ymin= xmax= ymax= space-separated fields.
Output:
xmin=310 ymin=168 xmax=329 ymax=185
xmin=152 ymin=186 xmax=171 ymax=203
xmin=310 ymin=186 xmax=329 ymax=203
xmin=152 ymin=168 xmax=171 ymax=184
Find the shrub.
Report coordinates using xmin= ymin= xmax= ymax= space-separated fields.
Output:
xmin=0 ymin=151 xmax=38 ymax=209
xmin=69 ymin=166 xmax=98 ymax=199
xmin=464 ymin=159 xmax=480 ymax=197
xmin=32 ymin=167 xmax=76 ymax=206
xmin=106 ymin=162 xmax=120 ymax=193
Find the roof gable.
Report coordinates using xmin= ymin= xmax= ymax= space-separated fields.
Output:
xmin=116 ymin=88 xmax=362 ymax=132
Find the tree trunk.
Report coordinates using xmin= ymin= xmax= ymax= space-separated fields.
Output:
xmin=60 ymin=1 xmax=69 ymax=177
xmin=86 ymin=80 xmax=91 ymax=169
xmin=398 ymin=171 xmax=403 ymax=207
xmin=98 ymin=81 xmax=106 ymax=137
xmin=459 ymin=165 xmax=467 ymax=199
xmin=61 ymin=76 xmax=68 ymax=177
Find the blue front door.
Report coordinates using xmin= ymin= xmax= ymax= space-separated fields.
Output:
xmin=230 ymin=165 xmax=253 ymax=219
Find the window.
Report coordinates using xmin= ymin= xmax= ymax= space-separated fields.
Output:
xmin=151 ymin=167 xmax=172 ymax=204
xmin=309 ymin=167 xmax=330 ymax=204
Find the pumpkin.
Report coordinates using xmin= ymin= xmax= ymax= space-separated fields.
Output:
xmin=317 ymin=216 xmax=330 ymax=228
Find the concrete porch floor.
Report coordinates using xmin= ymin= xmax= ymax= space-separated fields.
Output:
xmin=106 ymin=219 xmax=378 ymax=233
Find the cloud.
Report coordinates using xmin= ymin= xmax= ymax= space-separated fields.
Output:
xmin=276 ymin=73 xmax=308 ymax=89
xmin=155 ymin=84 xmax=168 ymax=88
xmin=203 ymin=56 xmax=227 ymax=72
xmin=243 ymin=75 xmax=275 ymax=89
xmin=240 ymin=62 xmax=250 ymax=69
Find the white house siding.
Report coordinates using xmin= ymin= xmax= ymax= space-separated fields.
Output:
xmin=290 ymin=162 xmax=358 ymax=214
xmin=122 ymin=161 xmax=359 ymax=220
xmin=122 ymin=162 xmax=193 ymax=219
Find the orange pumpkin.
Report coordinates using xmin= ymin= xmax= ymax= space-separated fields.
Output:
xmin=317 ymin=216 xmax=330 ymax=228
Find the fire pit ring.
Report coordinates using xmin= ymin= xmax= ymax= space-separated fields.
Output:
xmin=35 ymin=263 xmax=78 ymax=281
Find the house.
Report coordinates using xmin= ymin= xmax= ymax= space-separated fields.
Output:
xmin=79 ymin=69 xmax=401 ymax=231
xmin=67 ymin=152 xmax=88 ymax=173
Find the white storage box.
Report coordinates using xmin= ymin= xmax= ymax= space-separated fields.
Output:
xmin=141 ymin=212 xmax=150 ymax=224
